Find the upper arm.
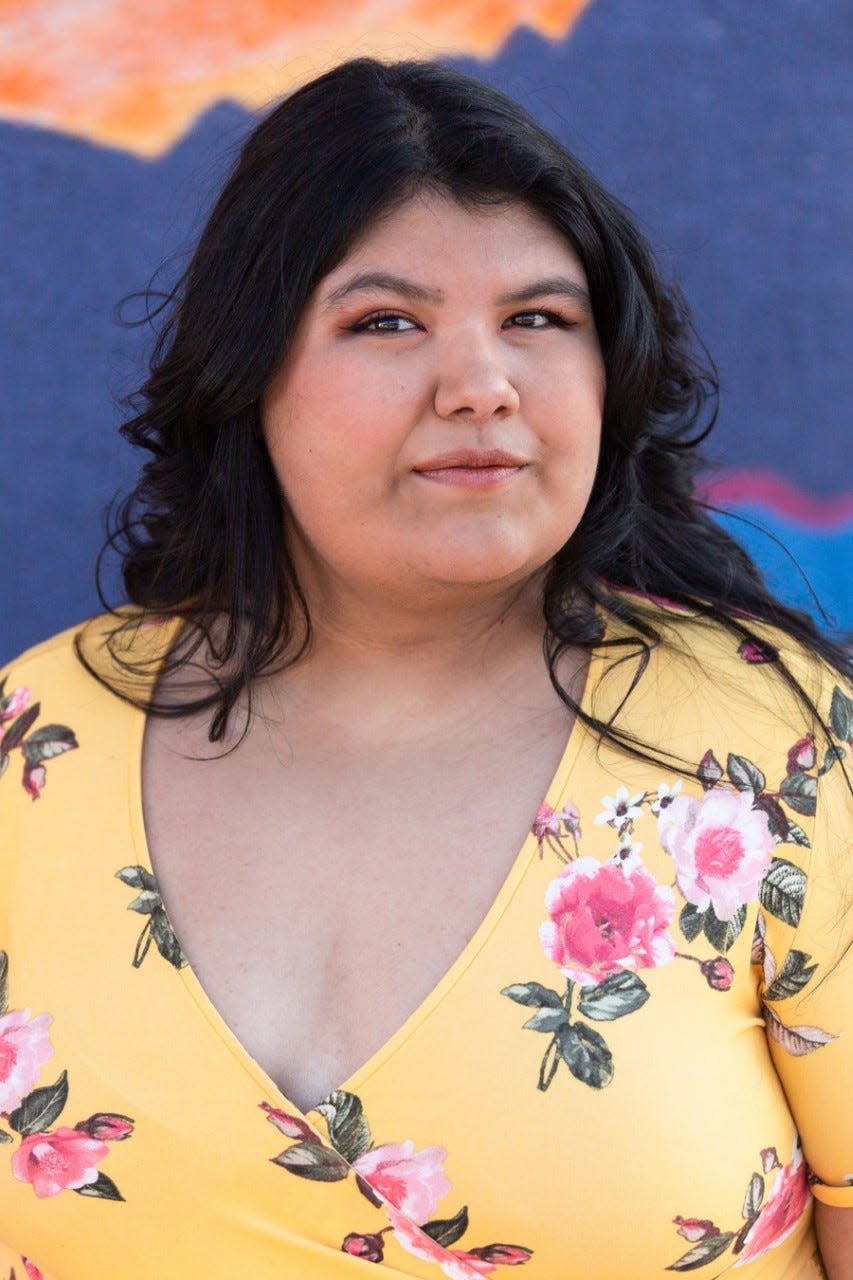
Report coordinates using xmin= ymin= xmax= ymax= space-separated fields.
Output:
xmin=814 ymin=1202 xmax=853 ymax=1280
xmin=759 ymin=667 xmax=853 ymax=1213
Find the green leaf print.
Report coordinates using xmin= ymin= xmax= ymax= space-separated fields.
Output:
xmin=115 ymin=865 xmax=159 ymax=891
xmin=127 ymin=890 xmax=162 ymax=915
xmin=422 ymin=1204 xmax=469 ymax=1247
xmin=8 ymin=1070 xmax=69 ymax=1137
xmin=1 ymin=705 xmax=40 ymax=752
xmin=779 ymin=771 xmax=817 ymax=817
xmin=577 ymin=971 xmax=650 ymax=1021
xmin=829 ymin=685 xmax=853 ymax=741
xmin=75 ymin=1171 xmax=125 ymax=1201
xmin=818 ymin=743 xmax=846 ymax=775
xmin=726 ymin=754 xmax=765 ymax=794
xmin=313 ymin=1090 xmax=372 ymax=1164
xmin=0 ymin=951 xmax=8 ymax=1016
xmin=783 ymin=821 xmax=810 ymax=847
xmin=523 ymin=1007 xmax=570 ymax=1032
xmin=117 ymin=867 xmax=187 ymax=969
xmin=666 ymin=1233 xmax=735 ymax=1271
xmin=759 ymin=859 xmax=806 ymax=927
xmin=149 ymin=907 xmax=186 ymax=968
xmin=500 ymin=982 xmax=563 ymax=1009
xmin=556 ymin=1023 xmax=614 ymax=1089
xmin=678 ymin=903 xmax=705 ymax=943
xmin=763 ymin=950 xmax=818 ymax=1002
xmin=271 ymin=1139 xmax=350 ymax=1180
xmin=742 ymin=1172 xmax=764 ymax=1218
xmin=21 ymin=725 xmax=78 ymax=764
xmin=703 ymin=904 xmax=746 ymax=953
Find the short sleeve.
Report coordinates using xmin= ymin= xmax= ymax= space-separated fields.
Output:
xmin=758 ymin=667 xmax=853 ymax=1207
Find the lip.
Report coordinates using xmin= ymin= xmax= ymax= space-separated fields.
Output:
xmin=412 ymin=448 xmax=529 ymax=472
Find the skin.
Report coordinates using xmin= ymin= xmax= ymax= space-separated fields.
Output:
xmin=814 ymin=1202 xmax=853 ymax=1279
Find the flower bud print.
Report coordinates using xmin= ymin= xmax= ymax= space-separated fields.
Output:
xmin=673 ymin=1216 xmax=720 ymax=1242
xmin=342 ymin=1232 xmax=385 ymax=1261
xmin=700 ymin=957 xmax=735 ymax=990
xmin=785 ymin=734 xmax=816 ymax=775
xmin=75 ymin=1112 xmax=134 ymax=1141
xmin=260 ymin=1100 xmax=317 ymax=1141
xmin=0 ymin=686 xmax=30 ymax=725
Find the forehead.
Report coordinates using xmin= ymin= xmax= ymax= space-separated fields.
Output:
xmin=317 ymin=192 xmax=588 ymax=297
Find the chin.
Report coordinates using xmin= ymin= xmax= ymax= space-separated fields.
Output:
xmin=413 ymin=549 xmax=543 ymax=590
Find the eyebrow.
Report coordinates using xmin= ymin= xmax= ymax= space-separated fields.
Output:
xmin=322 ymin=271 xmax=592 ymax=313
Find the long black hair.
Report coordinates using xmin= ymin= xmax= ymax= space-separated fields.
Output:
xmin=85 ymin=56 xmax=851 ymax=755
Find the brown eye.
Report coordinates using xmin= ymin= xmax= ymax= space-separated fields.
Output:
xmin=505 ymin=310 xmax=569 ymax=329
xmin=353 ymin=312 xmax=419 ymax=333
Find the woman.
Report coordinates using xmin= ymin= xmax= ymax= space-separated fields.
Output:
xmin=0 ymin=58 xmax=850 ymax=1279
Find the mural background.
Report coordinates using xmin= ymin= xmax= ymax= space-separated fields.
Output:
xmin=1 ymin=0 xmax=850 ymax=662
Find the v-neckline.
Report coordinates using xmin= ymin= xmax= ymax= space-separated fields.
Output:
xmin=124 ymin=617 xmax=603 ymax=1124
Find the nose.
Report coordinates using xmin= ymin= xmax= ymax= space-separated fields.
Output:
xmin=432 ymin=330 xmax=521 ymax=423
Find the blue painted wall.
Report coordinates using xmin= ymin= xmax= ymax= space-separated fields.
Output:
xmin=2 ymin=0 xmax=850 ymax=660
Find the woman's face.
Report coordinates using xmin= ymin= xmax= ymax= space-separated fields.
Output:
xmin=261 ymin=192 xmax=605 ymax=609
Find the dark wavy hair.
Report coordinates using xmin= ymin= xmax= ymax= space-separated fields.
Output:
xmin=87 ymin=56 xmax=851 ymax=756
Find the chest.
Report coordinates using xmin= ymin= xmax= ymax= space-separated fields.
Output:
xmin=141 ymin=698 xmax=575 ymax=1111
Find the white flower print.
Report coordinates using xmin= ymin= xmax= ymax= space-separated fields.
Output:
xmin=593 ymin=786 xmax=645 ymax=828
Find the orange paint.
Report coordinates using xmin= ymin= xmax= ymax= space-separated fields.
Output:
xmin=0 ymin=0 xmax=592 ymax=154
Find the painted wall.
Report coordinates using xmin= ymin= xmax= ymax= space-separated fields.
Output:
xmin=2 ymin=0 xmax=850 ymax=660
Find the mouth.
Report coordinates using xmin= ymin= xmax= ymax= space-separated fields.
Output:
xmin=412 ymin=449 xmax=529 ymax=489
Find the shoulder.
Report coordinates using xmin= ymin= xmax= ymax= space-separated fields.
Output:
xmin=603 ymin=591 xmax=848 ymax=730
xmin=1 ymin=612 xmax=183 ymax=801
xmin=3 ymin=609 xmax=177 ymax=701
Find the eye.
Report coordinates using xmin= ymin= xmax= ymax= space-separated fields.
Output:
xmin=505 ymin=310 xmax=569 ymax=330
xmin=351 ymin=311 xmax=419 ymax=333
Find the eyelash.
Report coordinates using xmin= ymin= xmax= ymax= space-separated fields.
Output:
xmin=349 ymin=309 xmax=574 ymax=333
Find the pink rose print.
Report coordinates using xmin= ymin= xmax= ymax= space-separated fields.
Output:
xmin=659 ymin=788 xmax=773 ymax=922
xmin=539 ymin=856 xmax=675 ymax=986
xmin=353 ymin=1141 xmax=451 ymax=1222
xmin=0 ymin=1009 xmax=53 ymax=1112
xmin=734 ymin=1146 xmax=811 ymax=1267
xmin=23 ymin=1261 xmax=45 ymax=1280
xmin=12 ymin=1127 xmax=110 ymax=1198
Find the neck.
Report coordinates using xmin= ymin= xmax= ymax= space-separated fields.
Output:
xmin=256 ymin=571 xmax=556 ymax=727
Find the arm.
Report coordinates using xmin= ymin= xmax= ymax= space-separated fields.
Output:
xmin=815 ymin=1203 xmax=853 ymax=1280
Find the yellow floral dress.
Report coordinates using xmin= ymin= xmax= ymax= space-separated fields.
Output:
xmin=0 ymin=600 xmax=850 ymax=1279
